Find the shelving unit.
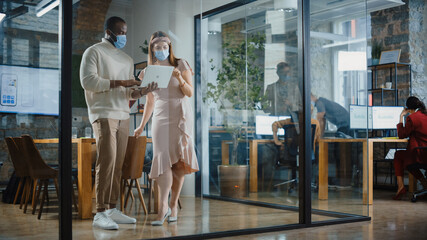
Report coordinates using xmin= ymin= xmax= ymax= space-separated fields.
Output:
xmin=368 ymin=62 xmax=411 ymax=106
xmin=130 ymin=61 xmax=149 ymax=136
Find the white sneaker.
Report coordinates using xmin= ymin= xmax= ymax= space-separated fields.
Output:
xmin=106 ymin=208 xmax=136 ymax=224
xmin=93 ymin=212 xmax=119 ymax=230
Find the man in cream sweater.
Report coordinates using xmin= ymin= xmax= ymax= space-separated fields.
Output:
xmin=80 ymin=16 xmax=157 ymax=230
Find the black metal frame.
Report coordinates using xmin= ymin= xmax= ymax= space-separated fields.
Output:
xmin=59 ymin=1 xmax=73 ymax=239
xmin=193 ymin=0 xmax=371 ymax=238
xmin=298 ymin=0 xmax=311 ymax=225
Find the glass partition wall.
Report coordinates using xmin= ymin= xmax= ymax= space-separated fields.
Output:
xmin=197 ymin=0 xmax=373 ymax=234
xmin=309 ymin=0 xmax=370 ymax=217
xmin=0 ymin=0 xmax=63 ymax=238
xmin=200 ymin=0 xmax=305 ymax=223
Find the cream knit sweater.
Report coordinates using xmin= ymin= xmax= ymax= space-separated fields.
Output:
xmin=80 ymin=38 xmax=134 ymax=123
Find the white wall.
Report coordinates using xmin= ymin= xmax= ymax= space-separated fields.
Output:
xmin=130 ymin=0 xmax=236 ymax=64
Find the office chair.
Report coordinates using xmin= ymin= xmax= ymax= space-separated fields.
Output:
xmin=268 ymin=124 xmax=317 ymax=193
xmin=409 ymin=146 xmax=427 ymax=202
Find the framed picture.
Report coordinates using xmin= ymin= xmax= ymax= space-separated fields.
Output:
xmin=379 ymin=49 xmax=401 ymax=64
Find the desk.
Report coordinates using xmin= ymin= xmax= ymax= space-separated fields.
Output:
xmin=34 ymin=137 xmax=153 ymax=219
xmin=318 ymin=138 xmax=408 ymax=205
xmin=221 ymin=139 xmax=275 ymax=193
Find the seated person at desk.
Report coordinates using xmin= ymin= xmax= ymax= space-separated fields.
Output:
xmin=272 ymin=106 xmax=321 ymax=149
xmin=311 ymin=93 xmax=350 ymax=137
xmin=393 ymin=96 xmax=427 ymax=200
xmin=264 ymin=62 xmax=301 ymax=120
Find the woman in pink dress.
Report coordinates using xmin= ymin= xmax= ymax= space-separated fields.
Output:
xmin=134 ymin=31 xmax=199 ymax=225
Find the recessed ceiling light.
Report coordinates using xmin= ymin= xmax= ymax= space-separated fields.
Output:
xmin=36 ymin=0 xmax=60 ymax=17
xmin=0 ymin=13 xmax=5 ymax=22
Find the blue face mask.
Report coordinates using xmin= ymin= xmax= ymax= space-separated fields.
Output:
xmin=109 ymin=29 xmax=127 ymax=49
xmin=155 ymin=50 xmax=169 ymax=61
xmin=311 ymin=100 xmax=316 ymax=107
xmin=114 ymin=35 xmax=127 ymax=49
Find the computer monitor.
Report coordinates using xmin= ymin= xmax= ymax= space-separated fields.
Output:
xmin=255 ymin=115 xmax=291 ymax=136
xmin=372 ymin=106 xmax=404 ymax=129
xmin=349 ymin=105 xmax=372 ymax=129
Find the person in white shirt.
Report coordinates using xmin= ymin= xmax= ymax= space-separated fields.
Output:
xmin=80 ymin=16 xmax=157 ymax=230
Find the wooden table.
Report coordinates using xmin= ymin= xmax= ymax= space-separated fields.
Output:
xmin=318 ymin=137 xmax=408 ymax=205
xmin=34 ymin=137 xmax=153 ymax=219
xmin=34 ymin=138 xmax=96 ymax=219
xmin=221 ymin=139 xmax=275 ymax=193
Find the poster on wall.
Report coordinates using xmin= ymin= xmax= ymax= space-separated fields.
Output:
xmin=0 ymin=65 xmax=59 ymax=116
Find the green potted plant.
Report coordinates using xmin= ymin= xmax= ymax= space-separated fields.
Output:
xmin=204 ymin=33 xmax=266 ymax=197
xmin=139 ymin=40 xmax=149 ymax=55
xmin=371 ymin=40 xmax=382 ymax=65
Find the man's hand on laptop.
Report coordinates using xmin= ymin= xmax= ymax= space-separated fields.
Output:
xmin=110 ymin=78 xmax=142 ymax=88
xmin=125 ymin=78 xmax=142 ymax=87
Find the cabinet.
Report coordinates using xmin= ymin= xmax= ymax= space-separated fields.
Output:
xmin=368 ymin=62 xmax=411 ymax=106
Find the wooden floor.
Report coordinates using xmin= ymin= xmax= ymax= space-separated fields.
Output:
xmin=0 ymin=188 xmax=426 ymax=239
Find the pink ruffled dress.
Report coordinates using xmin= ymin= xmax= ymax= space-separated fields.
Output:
xmin=149 ymin=59 xmax=199 ymax=179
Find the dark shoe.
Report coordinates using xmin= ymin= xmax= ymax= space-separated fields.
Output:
xmin=393 ymin=187 xmax=407 ymax=200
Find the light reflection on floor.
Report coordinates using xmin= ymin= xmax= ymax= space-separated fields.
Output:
xmin=2 ymin=189 xmax=423 ymax=239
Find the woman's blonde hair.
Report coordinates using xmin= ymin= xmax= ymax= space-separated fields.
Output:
xmin=148 ymin=31 xmax=180 ymax=66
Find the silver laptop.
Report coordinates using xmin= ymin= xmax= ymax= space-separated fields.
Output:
xmin=140 ymin=65 xmax=174 ymax=88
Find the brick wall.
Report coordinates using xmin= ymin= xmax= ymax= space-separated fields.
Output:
xmin=408 ymin=0 xmax=427 ymax=102
xmin=370 ymin=0 xmax=412 ymax=106
xmin=1 ymin=2 xmax=59 ymax=68
xmin=310 ymin=23 xmax=333 ymax=99
xmin=73 ymin=0 xmax=112 ymax=55
xmin=222 ymin=19 xmax=245 ymax=50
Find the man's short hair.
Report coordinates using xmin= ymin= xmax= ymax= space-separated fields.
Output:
xmin=276 ymin=62 xmax=289 ymax=71
xmin=104 ymin=16 xmax=126 ymax=31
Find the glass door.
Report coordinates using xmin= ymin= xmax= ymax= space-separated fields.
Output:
xmin=309 ymin=0 xmax=370 ymax=219
xmin=200 ymin=0 xmax=304 ymax=227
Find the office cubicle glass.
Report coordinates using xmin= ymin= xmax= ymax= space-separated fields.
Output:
xmin=309 ymin=0 xmax=370 ymax=218
xmin=200 ymin=0 xmax=303 ymax=227
xmin=0 ymin=0 xmax=61 ymax=238
xmin=199 ymin=0 xmax=337 ymax=229
xmin=198 ymin=0 xmax=383 ymax=234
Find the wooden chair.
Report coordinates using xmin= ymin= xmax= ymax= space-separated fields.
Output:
xmin=20 ymin=135 xmax=78 ymax=219
xmin=4 ymin=137 xmax=30 ymax=207
xmin=120 ymin=136 xmax=148 ymax=214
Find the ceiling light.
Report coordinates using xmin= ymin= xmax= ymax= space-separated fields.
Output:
xmin=36 ymin=0 xmax=60 ymax=17
xmin=208 ymin=19 xmax=221 ymax=35
xmin=0 ymin=13 xmax=5 ymax=22
xmin=274 ymin=0 xmax=297 ymax=12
